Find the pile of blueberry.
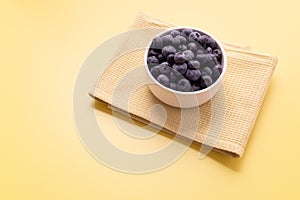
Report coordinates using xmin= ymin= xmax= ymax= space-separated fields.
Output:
xmin=147 ymin=28 xmax=223 ymax=92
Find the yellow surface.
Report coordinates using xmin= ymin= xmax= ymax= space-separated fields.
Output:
xmin=1 ymin=0 xmax=299 ymax=199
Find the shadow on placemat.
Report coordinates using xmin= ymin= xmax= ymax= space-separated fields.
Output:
xmin=93 ymin=100 xmax=246 ymax=171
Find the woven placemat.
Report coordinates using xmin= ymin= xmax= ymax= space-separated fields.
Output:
xmin=89 ymin=13 xmax=277 ymax=157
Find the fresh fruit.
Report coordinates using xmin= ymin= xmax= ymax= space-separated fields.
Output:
xmin=192 ymin=83 xmax=200 ymax=91
xmin=167 ymin=54 xmax=175 ymax=64
xmin=189 ymin=31 xmax=201 ymax=42
xmin=201 ymin=66 xmax=213 ymax=76
xmin=157 ymin=54 xmax=164 ymax=63
xmin=196 ymin=49 xmax=205 ymax=55
xmin=170 ymin=30 xmax=181 ymax=37
xmin=202 ymin=75 xmax=213 ymax=87
xmin=178 ymin=44 xmax=187 ymax=51
xmin=174 ymin=53 xmax=186 ymax=64
xmin=181 ymin=29 xmax=193 ymax=36
xmin=157 ymin=74 xmax=170 ymax=87
xmin=213 ymin=49 xmax=222 ymax=59
xmin=198 ymin=35 xmax=209 ymax=46
xmin=188 ymin=60 xmax=200 ymax=69
xmin=195 ymin=54 xmax=214 ymax=67
xmin=175 ymin=35 xmax=187 ymax=44
xmin=188 ymin=43 xmax=198 ymax=52
xmin=162 ymin=35 xmax=173 ymax=45
xmin=171 ymin=37 xmax=180 ymax=46
xmin=149 ymin=49 xmax=159 ymax=56
xmin=206 ymin=47 xmax=212 ymax=54
xmin=151 ymin=37 xmax=163 ymax=48
xmin=150 ymin=65 xmax=160 ymax=78
xmin=169 ymin=71 xmax=178 ymax=82
xmin=212 ymin=65 xmax=221 ymax=80
xmin=147 ymin=28 xmax=223 ymax=92
xmin=182 ymin=50 xmax=194 ymax=61
xmin=207 ymin=37 xmax=217 ymax=49
xmin=147 ymin=56 xmax=159 ymax=64
xmin=161 ymin=45 xmax=176 ymax=57
xmin=169 ymin=82 xmax=178 ymax=90
xmin=159 ymin=62 xmax=171 ymax=74
xmin=178 ymin=78 xmax=192 ymax=92
xmin=173 ymin=63 xmax=188 ymax=74
xmin=186 ymin=69 xmax=201 ymax=81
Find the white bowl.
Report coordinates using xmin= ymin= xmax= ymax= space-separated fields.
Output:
xmin=144 ymin=27 xmax=227 ymax=108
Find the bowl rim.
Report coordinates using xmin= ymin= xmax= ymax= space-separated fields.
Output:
xmin=144 ymin=26 xmax=227 ymax=95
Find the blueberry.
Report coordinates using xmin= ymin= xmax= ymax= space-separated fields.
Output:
xmin=201 ymin=66 xmax=213 ymax=76
xmin=181 ymin=29 xmax=193 ymax=37
xmin=159 ymin=62 xmax=171 ymax=74
xmin=213 ymin=49 xmax=222 ymax=59
xmin=188 ymin=60 xmax=200 ymax=69
xmin=149 ymin=49 xmax=160 ymax=56
xmin=175 ymin=35 xmax=187 ymax=44
xmin=157 ymin=54 xmax=165 ymax=63
xmin=170 ymin=30 xmax=181 ymax=37
xmin=199 ymin=78 xmax=207 ymax=89
xmin=171 ymin=68 xmax=182 ymax=76
xmin=188 ymin=31 xmax=201 ymax=42
xmin=185 ymin=69 xmax=201 ymax=81
xmin=196 ymin=49 xmax=205 ymax=55
xmin=192 ymin=83 xmax=200 ymax=91
xmin=173 ymin=63 xmax=188 ymax=74
xmin=195 ymin=54 xmax=206 ymax=62
xmin=169 ymin=82 xmax=178 ymax=90
xmin=213 ymin=49 xmax=221 ymax=56
xmin=178 ymin=78 xmax=192 ymax=92
xmin=215 ymin=64 xmax=223 ymax=73
xmin=202 ymin=75 xmax=213 ymax=87
xmin=169 ymin=71 xmax=178 ymax=82
xmin=178 ymin=44 xmax=187 ymax=51
xmin=196 ymin=54 xmax=214 ymax=67
xmin=188 ymin=43 xmax=198 ymax=52
xmin=211 ymin=65 xmax=222 ymax=80
xmin=162 ymin=45 xmax=176 ymax=57
xmin=211 ymin=54 xmax=219 ymax=64
xmin=160 ymin=61 xmax=170 ymax=66
xmin=198 ymin=35 xmax=209 ymax=46
xmin=150 ymin=65 xmax=160 ymax=78
xmin=147 ymin=56 xmax=159 ymax=64
xmin=151 ymin=37 xmax=163 ymax=48
xmin=170 ymin=37 xmax=180 ymax=46
xmin=209 ymin=53 xmax=220 ymax=64
xmin=157 ymin=74 xmax=170 ymax=87
xmin=206 ymin=47 xmax=212 ymax=54
xmin=167 ymin=54 xmax=175 ymax=64
xmin=207 ymin=37 xmax=217 ymax=49
xmin=182 ymin=50 xmax=195 ymax=61
xmin=174 ymin=53 xmax=186 ymax=64
xmin=162 ymin=34 xmax=173 ymax=45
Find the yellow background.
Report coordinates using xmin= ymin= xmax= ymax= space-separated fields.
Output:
xmin=1 ymin=0 xmax=299 ymax=199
